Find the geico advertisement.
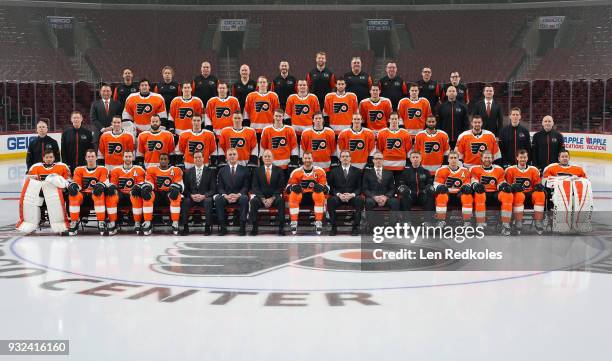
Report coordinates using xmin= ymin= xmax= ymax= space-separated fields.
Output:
xmin=0 ymin=132 xmax=62 ymax=154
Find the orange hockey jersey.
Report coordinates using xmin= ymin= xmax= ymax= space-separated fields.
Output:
xmin=434 ymin=165 xmax=471 ymax=193
xmin=145 ymin=166 xmax=183 ymax=191
xmin=397 ymin=97 xmax=432 ymax=135
xmin=300 ymin=127 xmax=336 ymax=171
xmin=110 ymin=165 xmax=145 ymax=194
xmin=244 ymin=91 xmax=280 ymax=132
xmin=176 ymin=129 xmax=217 ymax=168
xmin=324 ymin=92 xmax=358 ymax=133
xmin=287 ymin=166 xmax=328 ymax=193
xmin=136 ymin=130 xmax=175 ymax=168
xmin=505 ymin=165 xmax=542 ymax=192
xmin=284 ymin=93 xmax=320 ymax=135
xmin=123 ymin=92 xmax=167 ymax=133
xmin=72 ymin=166 xmax=109 ymax=193
xmin=543 ymin=163 xmax=587 ymax=179
xmin=413 ymin=129 xmax=450 ymax=174
xmin=376 ymin=128 xmax=413 ymax=170
xmin=98 ymin=130 xmax=135 ymax=169
xmin=27 ymin=162 xmax=71 ymax=181
xmin=455 ymin=130 xmax=501 ymax=167
xmin=359 ymin=97 xmax=393 ymax=132
xmin=469 ymin=165 xmax=505 ymax=192
xmin=217 ymin=126 xmax=258 ymax=165
xmin=260 ymin=125 xmax=298 ymax=169
xmin=337 ymin=127 xmax=376 ymax=169
xmin=168 ymin=96 xmax=204 ymax=135
xmin=204 ymin=96 xmax=241 ymax=135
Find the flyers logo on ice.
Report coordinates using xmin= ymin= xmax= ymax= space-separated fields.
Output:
xmin=147 ymin=140 xmax=164 ymax=152
xmin=369 ymin=110 xmax=384 ymax=122
xmin=480 ymin=176 xmax=498 ymax=186
xmin=178 ymin=108 xmax=194 ymax=119
xmin=156 ymin=176 xmax=173 ymax=189
xmin=424 ymin=141 xmax=440 ymax=153
xmin=386 ymin=138 xmax=403 ymax=150
xmin=295 ymin=104 xmax=310 ymax=115
xmin=445 ymin=176 xmax=463 ymax=188
xmin=311 ymin=139 xmax=327 ymax=150
xmin=515 ymin=177 xmax=531 ymax=188
xmin=118 ymin=177 xmax=135 ymax=189
xmin=229 ymin=137 xmax=246 ymax=148
xmin=349 ymin=139 xmax=365 ymax=151
xmin=333 ymin=102 xmax=349 ymax=113
xmin=108 ymin=143 xmax=123 ymax=154
xmin=255 ymin=101 xmax=270 ymax=112
xmin=188 ymin=141 xmax=205 ymax=153
xmin=407 ymin=108 xmax=422 ymax=119
xmin=136 ymin=103 xmax=154 ymax=114
xmin=271 ymin=137 xmax=287 ymax=149
xmin=470 ymin=143 xmax=487 ymax=154
xmin=215 ymin=107 xmax=232 ymax=118
xmin=81 ymin=177 xmax=98 ymax=190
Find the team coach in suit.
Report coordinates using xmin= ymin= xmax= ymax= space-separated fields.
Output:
xmin=249 ymin=149 xmax=287 ymax=236
xmin=179 ymin=150 xmax=216 ymax=235
xmin=215 ymin=148 xmax=250 ymax=236
xmin=90 ymin=84 xmax=122 ymax=146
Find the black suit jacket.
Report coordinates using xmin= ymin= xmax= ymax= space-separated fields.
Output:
xmin=472 ymin=99 xmax=503 ymax=136
xmin=251 ymin=165 xmax=286 ymax=199
xmin=362 ymin=168 xmax=395 ymax=198
xmin=328 ymin=165 xmax=362 ymax=196
xmin=217 ymin=164 xmax=250 ymax=195
xmin=89 ymin=99 xmax=122 ymax=137
xmin=184 ymin=166 xmax=216 ymax=198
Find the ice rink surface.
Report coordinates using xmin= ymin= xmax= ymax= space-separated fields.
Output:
xmin=1 ymin=158 xmax=611 ymax=360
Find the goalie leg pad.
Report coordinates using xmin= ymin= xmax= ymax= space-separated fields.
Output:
xmin=572 ymin=178 xmax=593 ymax=233
xmin=16 ymin=178 xmax=44 ymax=234
xmin=42 ymin=181 xmax=69 ymax=233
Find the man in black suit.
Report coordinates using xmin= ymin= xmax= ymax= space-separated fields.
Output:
xmin=327 ymin=150 xmax=363 ymax=236
xmin=179 ymin=151 xmax=216 ymax=235
xmin=363 ymin=151 xmax=399 ymax=211
xmin=214 ymin=148 xmax=250 ymax=236
xmin=249 ymin=150 xmax=286 ymax=236
xmin=90 ymin=84 xmax=122 ymax=147
xmin=471 ymin=84 xmax=504 ymax=137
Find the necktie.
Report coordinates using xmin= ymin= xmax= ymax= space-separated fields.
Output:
xmin=486 ymin=101 xmax=491 ymax=116
xmin=377 ymin=169 xmax=382 ymax=182
xmin=344 ymin=167 xmax=349 ymax=180
xmin=231 ymin=166 xmax=235 ymax=177
xmin=266 ymin=167 xmax=271 ymax=184
xmin=196 ymin=167 xmax=202 ymax=186
xmin=104 ymin=100 xmax=109 ymax=114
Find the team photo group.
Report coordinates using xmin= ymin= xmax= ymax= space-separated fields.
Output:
xmin=16 ymin=52 xmax=590 ymax=238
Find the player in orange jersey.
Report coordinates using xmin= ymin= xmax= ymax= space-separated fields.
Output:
xmin=324 ymin=77 xmax=358 ymax=134
xmin=106 ymin=150 xmax=146 ymax=235
xmin=359 ymin=84 xmax=393 ymax=134
xmin=337 ymin=113 xmax=376 ymax=169
xmin=543 ymin=150 xmax=587 ymax=179
xmin=455 ymin=115 xmax=500 ymax=167
xmin=26 ymin=150 xmax=71 ymax=181
xmin=414 ymin=116 xmax=450 ymax=174
xmin=505 ymin=149 xmax=546 ymax=235
xmin=217 ymin=112 xmax=259 ymax=167
xmin=98 ymin=115 xmax=135 ymax=170
xmin=286 ymin=152 xmax=329 ymax=235
xmin=205 ymin=82 xmax=241 ymax=135
xmin=398 ymin=83 xmax=432 ymax=135
xmin=136 ymin=115 xmax=175 ymax=168
xmin=284 ymin=79 xmax=320 ymax=136
xmin=376 ymin=112 xmax=412 ymax=180
xmin=260 ymin=109 xmax=299 ymax=174
xmin=433 ymin=150 xmax=473 ymax=226
xmin=122 ymin=79 xmax=168 ymax=134
xmin=300 ymin=112 xmax=337 ymax=171
xmin=66 ymin=149 xmax=109 ymax=235
xmin=139 ymin=153 xmax=183 ymax=235
xmin=168 ymin=82 xmax=204 ymax=135
xmin=243 ymin=76 xmax=280 ymax=133
xmin=175 ymin=115 xmax=216 ymax=169
xmin=469 ymin=151 xmax=512 ymax=233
